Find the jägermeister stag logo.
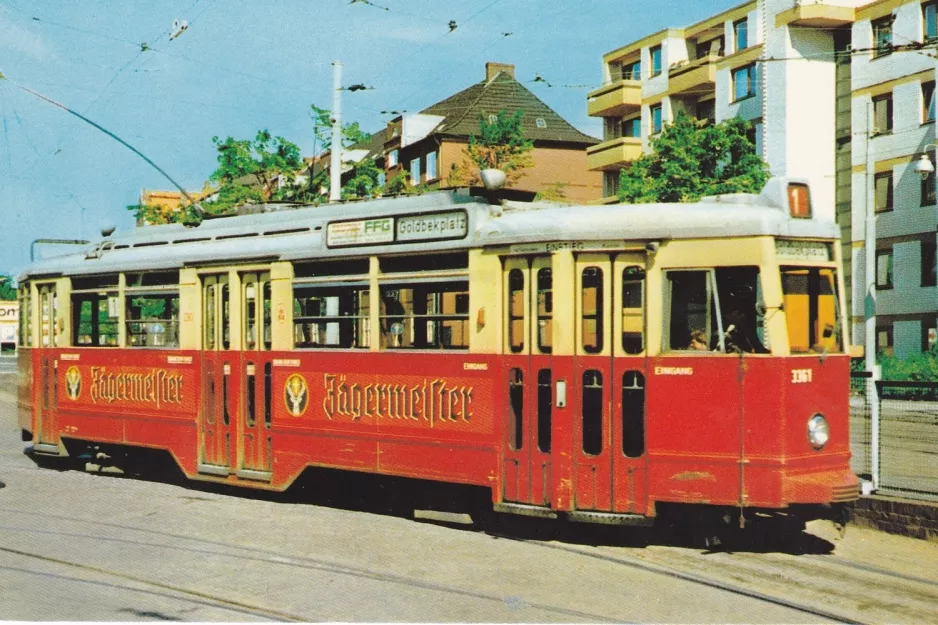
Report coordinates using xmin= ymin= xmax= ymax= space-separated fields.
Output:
xmin=65 ymin=366 xmax=82 ymax=400
xmin=284 ymin=373 xmax=309 ymax=417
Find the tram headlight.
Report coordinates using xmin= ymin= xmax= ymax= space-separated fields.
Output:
xmin=807 ymin=413 xmax=830 ymax=450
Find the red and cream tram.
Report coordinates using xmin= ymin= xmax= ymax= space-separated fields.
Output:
xmin=16 ymin=177 xmax=858 ymax=531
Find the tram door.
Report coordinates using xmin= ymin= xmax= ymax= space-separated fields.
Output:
xmin=235 ymin=272 xmax=273 ymax=481
xmin=573 ymin=254 xmax=647 ymax=514
xmin=501 ymin=256 xmax=554 ymax=507
xmin=198 ymin=274 xmax=231 ymax=476
xmin=35 ymin=283 xmax=59 ymax=449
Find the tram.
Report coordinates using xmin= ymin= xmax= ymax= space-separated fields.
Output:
xmin=16 ymin=177 xmax=858 ymax=532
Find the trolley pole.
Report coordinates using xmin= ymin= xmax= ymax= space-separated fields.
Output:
xmin=865 ymin=102 xmax=881 ymax=492
xmin=329 ymin=61 xmax=343 ymax=203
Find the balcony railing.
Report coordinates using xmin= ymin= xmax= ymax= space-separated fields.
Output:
xmin=668 ymin=54 xmax=718 ymax=95
xmin=775 ymin=0 xmax=856 ymax=27
xmin=586 ymin=137 xmax=643 ymax=171
xmin=587 ymin=80 xmax=642 ymax=118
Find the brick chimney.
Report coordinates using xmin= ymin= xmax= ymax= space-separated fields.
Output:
xmin=485 ymin=62 xmax=515 ymax=82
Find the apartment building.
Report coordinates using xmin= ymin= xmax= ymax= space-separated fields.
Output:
xmin=589 ymin=0 xmax=938 ymax=358
xmin=851 ymin=0 xmax=937 ymax=357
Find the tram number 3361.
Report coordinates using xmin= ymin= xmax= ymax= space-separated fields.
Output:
xmin=791 ymin=369 xmax=813 ymax=384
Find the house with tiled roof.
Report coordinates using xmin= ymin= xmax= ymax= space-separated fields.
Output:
xmin=381 ymin=62 xmax=602 ymax=203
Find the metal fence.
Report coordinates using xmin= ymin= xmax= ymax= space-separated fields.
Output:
xmin=850 ymin=373 xmax=938 ymax=500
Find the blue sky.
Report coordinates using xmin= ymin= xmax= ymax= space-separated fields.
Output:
xmin=0 ymin=0 xmax=739 ymax=277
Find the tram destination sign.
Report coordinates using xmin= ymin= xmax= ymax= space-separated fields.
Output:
xmin=327 ymin=210 xmax=468 ymax=248
xmin=775 ymin=240 xmax=831 ymax=262
xmin=326 ymin=217 xmax=394 ymax=247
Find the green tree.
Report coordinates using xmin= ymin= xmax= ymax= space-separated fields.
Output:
xmin=0 ymin=275 xmax=15 ymax=300
xmin=341 ymin=158 xmax=384 ymax=200
xmin=455 ymin=110 xmax=534 ymax=186
xmin=618 ymin=111 xmax=769 ymax=203
xmin=288 ymin=104 xmax=375 ymax=202
xmin=125 ymin=202 xmax=183 ymax=225
xmin=208 ymin=130 xmax=302 ymax=211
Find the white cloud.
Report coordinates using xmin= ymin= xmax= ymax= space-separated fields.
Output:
xmin=0 ymin=12 xmax=54 ymax=61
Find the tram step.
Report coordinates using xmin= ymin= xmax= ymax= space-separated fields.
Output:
xmin=33 ymin=443 xmax=62 ymax=456
xmin=567 ymin=510 xmax=653 ymax=526
xmin=235 ymin=469 xmax=272 ymax=482
xmin=197 ymin=463 xmax=230 ymax=477
xmin=493 ymin=502 xmax=558 ymax=519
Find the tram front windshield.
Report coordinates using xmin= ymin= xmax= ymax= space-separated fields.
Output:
xmin=781 ymin=266 xmax=841 ymax=354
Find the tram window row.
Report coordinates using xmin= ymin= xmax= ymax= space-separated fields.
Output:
xmin=17 ymin=255 xmax=841 ymax=356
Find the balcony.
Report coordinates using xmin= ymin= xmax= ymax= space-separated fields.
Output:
xmin=775 ymin=1 xmax=855 ymax=28
xmin=668 ymin=54 xmax=717 ymax=97
xmin=586 ymin=137 xmax=643 ymax=171
xmin=587 ymin=80 xmax=642 ymax=118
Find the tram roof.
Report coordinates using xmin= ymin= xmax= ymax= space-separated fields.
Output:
xmin=20 ymin=177 xmax=839 ymax=281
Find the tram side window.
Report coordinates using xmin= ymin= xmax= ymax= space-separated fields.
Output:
xmin=38 ymin=285 xmax=57 ymax=347
xmin=621 ymin=266 xmax=644 ymax=354
xmin=665 ymin=267 xmax=766 ymax=353
xmin=18 ymin=286 xmax=32 ymax=347
xmin=294 ymin=286 xmax=370 ymax=349
xmin=381 ymin=282 xmax=469 ymax=349
xmin=782 ymin=267 xmax=841 ymax=354
xmin=507 ymin=269 xmax=525 ymax=353
xmin=666 ymin=271 xmax=714 ymax=351
xmin=537 ymin=268 xmax=553 ymax=353
xmin=125 ymin=294 xmax=179 ymax=347
xmin=581 ymin=267 xmax=603 ymax=353
xmin=72 ymin=293 xmax=119 ymax=346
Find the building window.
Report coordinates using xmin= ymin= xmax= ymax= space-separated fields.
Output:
xmin=488 ymin=114 xmax=498 ymax=124
xmin=410 ymin=157 xmax=421 ymax=185
xmin=387 ymin=149 xmax=399 ymax=167
xmin=872 ymin=16 xmax=893 ymax=57
xmin=922 ymin=153 xmax=937 ymax=206
xmin=872 ymin=93 xmax=893 ymax=134
xmin=622 ymin=117 xmax=641 ymax=138
xmin=877 ymin=326 xmax=894 ymax=357
xmin=923 ymin=81 xmax=936 ymax=123
xmin=426 ymin=151 xmax=438 ymax=180
xmin=649 ymin=45 xmax=662 ymax=77
xmin=535 ymin=117 xmax=547 ymax=128
xmin=922 ymin=241 xmax=937 ymax=287
xmin=696 ymin=99 xmax=715 ymax=123
xmin=874 ymin=171 xmax=893 ymax=212
xmin=696 ymin=36 xmax=724 ymax=59
xmin=925 ymin=2 xmax=937 ymax=41
xmin=603 ymin=171 xmax=619 ymax=197
xmin=923 ymin=317 xmax=937 ymax=351
xmin=876 ymin=248 xmax=894 ymax=289
xmin=732 ymin=64 xmax=757 ymax=101
xmin=733 ymin=18 xmax=748 ymax=51
xmin=650 ymin=104 xmax=662 ymax=134
xmin=622 ymin=60 xmax=641 ymax=80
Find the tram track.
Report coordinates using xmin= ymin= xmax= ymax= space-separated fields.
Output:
xmin=0 ymin=509 xmax=620 ymax=622
xmin=492 ymin=535 xmax=868 ymax=625
xmin=486 ymin=521 xmax=938 ymax=625
xmin=6 ymin=498 xmax=938 ymax=624
xmin=0 ymin=545 xmax=307 ymax=622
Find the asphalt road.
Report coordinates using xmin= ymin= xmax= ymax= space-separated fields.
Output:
xmin=3 ymin=371 xmax=938 ymax=622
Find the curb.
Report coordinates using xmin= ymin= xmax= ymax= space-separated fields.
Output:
xmin=850 ymin=495 xmax=938 ymax=542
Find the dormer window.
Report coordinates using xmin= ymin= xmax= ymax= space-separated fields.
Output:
xmin=535 ymin=118 xmax=547 ymax=128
